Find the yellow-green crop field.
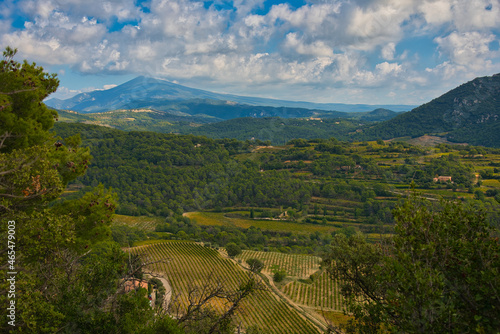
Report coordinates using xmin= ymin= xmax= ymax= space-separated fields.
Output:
xmin=483 ymin=179 xmax=500 ymax=187
xmin=320 ymin=310 xmax=350 ymax=327
xmin=130 ymin=241 xmax=320 ymax=334
xmin=185 ymin=211 xmax=336 ymax=233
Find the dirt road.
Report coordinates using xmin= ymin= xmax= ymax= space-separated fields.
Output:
xmin=150 ymin=272 xmax=172 ymax=310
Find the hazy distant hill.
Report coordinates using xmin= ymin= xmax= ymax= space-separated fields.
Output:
xmin=45 ymin=76 xmax=415 ymax=114
xmin=188 ymin=109 xmax=400 ymax=143
xmin=52 ymin=104 xmax=401 ymax=143
xmin=47 ymin=74 xmax=500 ymax=147
xmin=187 ymin=117 xmax=356 ymax=143
xmin=359 ymin=73 xmax=500 ymax=147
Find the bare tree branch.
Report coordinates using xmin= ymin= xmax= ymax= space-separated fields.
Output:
xmin=0 ymin=187 xmax=56 ymax=199
xmin=207 ymin=275 xmax=264 ymax=334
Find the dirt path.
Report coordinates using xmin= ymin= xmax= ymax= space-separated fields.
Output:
xmin=262 ymin=272 xmax=328 ymax=332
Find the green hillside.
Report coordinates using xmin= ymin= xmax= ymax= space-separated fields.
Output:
xmin=54 ymin=123 xmax=500 ymax=234
xmin=359 ymin=73 xmax=500 ymax=147
xmin=54 ymin=108 xmax=401 ymax=144
xmin=189 ymin=117 xmax=357 ymax=143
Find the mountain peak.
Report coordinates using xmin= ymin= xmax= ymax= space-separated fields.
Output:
xmin=45 ymin=76 xmax=416 ymax=113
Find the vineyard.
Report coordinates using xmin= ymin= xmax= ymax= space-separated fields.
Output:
xmin=282 ymin=271 xmax=344 ymax=310
xmin=113 ymin=214 xmax=162 ymax=231
xmin=130 ymin=241 xmax=320 ymax=333
xmin=237 ymin=250 xmax=344 ymax=311
xmin=238 ymin=250 xmax=321 ymax=278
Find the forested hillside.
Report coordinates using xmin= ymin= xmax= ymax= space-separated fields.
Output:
xmin=358 ymin=73 xmax=500 ymax=147
xmin=188 ymin=117 xmax=357 ymax=143
xmin=54 ymin=107 xmax=400 ymax=144
xmin=54 ymin=123 xmax=313 ymax=216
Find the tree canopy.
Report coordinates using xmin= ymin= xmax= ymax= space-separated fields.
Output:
xmin=324 ymin=192 xmax=500 ymax=333
xmin=0 ymin=47 xmax=59 ymax=153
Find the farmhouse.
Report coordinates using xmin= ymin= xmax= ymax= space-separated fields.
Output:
xmin=338 ymin=165 xmax=363 ymax=171
xmin=433 ymin=176 xmax=452 ymax=183
xmin=122 ymin=279 xmax=155 ymax=307
xmin=123 ymin=278 xmax=148 ymax=292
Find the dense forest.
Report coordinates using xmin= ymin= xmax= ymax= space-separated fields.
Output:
xmin=188 ymin=117 xmax=357 ymax=143
xmin=54 ymin=107 xmax=400 ymax=145
xmin=54 ymin=123 xmax=313 ymax=215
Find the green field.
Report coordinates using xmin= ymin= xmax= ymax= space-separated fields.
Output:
xmin=185 ymin=211 xmax=337 ymax=233
xmin=113 ymin=214 xmax=163 ymax=231
xmin=236 ymin=250 xmax=345 ymax=311
xmin=282 ymin=271 xmax=344 ymax=311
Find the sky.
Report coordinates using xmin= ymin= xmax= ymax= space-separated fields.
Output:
xmin=1 ymin=0 xmax=499 ymax=105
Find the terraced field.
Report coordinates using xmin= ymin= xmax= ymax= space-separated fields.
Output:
xmin=130 ymin=241 xmax=320 ymax=334
xmin=184 ymin=211 xmax=336 ymax=233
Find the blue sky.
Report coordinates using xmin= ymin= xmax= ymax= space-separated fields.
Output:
xmin=1 ymin=0 xmax=499 ymax=105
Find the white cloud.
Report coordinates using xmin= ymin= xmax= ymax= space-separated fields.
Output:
xmin=376 ymin=61 xmax=402 ymax=75
xmin=346 ymin=0 xmax=413 ymax=51
xmin=381 ymin=42 xmax=396 ymax=60
xmin=51 ymin=83 xmax=120 ymax=100
xmin=233 ymin=0 xmax=266 ymax=16
xmin=419 ymin=0 xmax=452 ymax=25
xmin=452 ymin=0 xmax=500 ymax=31
xmin=2 ymin=0 xmax=499 ymax=104
xmin=102 ymin=84 xmax=118 ymax=90
xmin=284 ymin=32 xmax=334 ymax=57
xmin=435 ymin=31 xmax=496 ymax=68
xmin=50 ymin=86 xmax=81 ymax=99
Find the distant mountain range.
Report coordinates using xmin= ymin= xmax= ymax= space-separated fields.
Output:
xmin=45 ymin=76 xmax=415 ymax=114
xmin=49 ymin=73 xmax=500 ymax=147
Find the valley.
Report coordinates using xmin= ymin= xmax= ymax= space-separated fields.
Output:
xmin=58 ymin=122 xmax=498 ymax=331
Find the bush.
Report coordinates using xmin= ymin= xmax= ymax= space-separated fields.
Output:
xmin=225 ymin=242 xmax=242 ymax=257
xmin=246 ymin=258 xmax=264 ymax=273
xmin=273 ymin=270 xmax=287 ymax=283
